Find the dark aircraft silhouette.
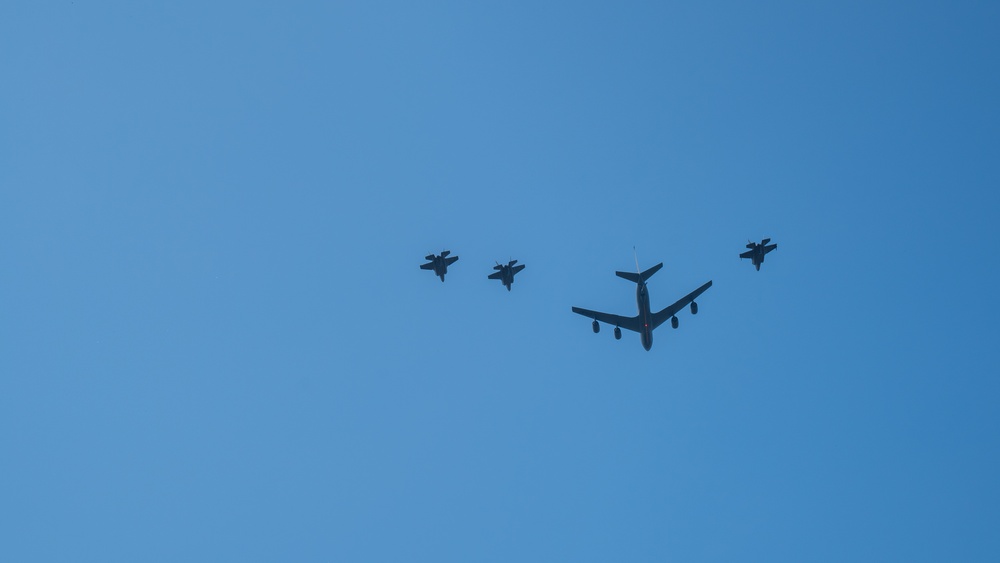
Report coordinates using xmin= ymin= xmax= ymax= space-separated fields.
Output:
xmin=488 ymin=259 xmax=525 ymax=291
xmin=420 ymin=250 xmax=458 ymax=281
xmin=572 ymin=262 xmax=712 ymax=351
xmin=740 ymin=238 xmax=777 ymax=271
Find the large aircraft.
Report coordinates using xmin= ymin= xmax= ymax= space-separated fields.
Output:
xmin=420 ymin=250 xmax=458 ymax=281
xmin=488 ymin=259 xmax=525 ymax=291
xmin=572 ymin=262 xmax=712 ymax=351
xmin=740 ymin=238 xmax=777 ymax=271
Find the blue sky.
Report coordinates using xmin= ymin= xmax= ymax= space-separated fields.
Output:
xmin=2 ymin=1 xmax=998 ymax=561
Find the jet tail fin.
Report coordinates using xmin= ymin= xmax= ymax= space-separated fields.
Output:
xmin=616 ymin=262 xmax=663 ymax=284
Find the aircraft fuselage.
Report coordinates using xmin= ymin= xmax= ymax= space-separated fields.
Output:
xmin=434 ymin=258 xmax=448 ymax=281
xmin=636 ymin=281 xmax=653 ymax=351
xmin=742 ymin=241 xmax=776 ymax=271
xmin=501 ymin=268 xmax=513 ymax=291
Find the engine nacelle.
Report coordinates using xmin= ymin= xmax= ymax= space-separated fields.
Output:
xmin=614 ymin=326 xmax=622 ymax=340
xmin=592 ymin=320 xmax=600 ymax=333
xmin=690 ymin=301 xmax=698 ymax=315
xmin=671 ymin=316 xmax=679 ymax=329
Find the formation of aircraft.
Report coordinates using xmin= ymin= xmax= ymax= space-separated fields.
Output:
xmin=488 ymin=260 xmax=525 ymax=291
xmin=419 ymin=237 xmax=777 ymax=351
xmin=740 ymin=238 xmax=777 ymax=271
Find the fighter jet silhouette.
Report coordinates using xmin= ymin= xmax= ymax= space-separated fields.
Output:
xmin=740 ymin=238 xmax=777 ymax=271
xmin=420 ymin=250 xmax=459 ymax=282
xmin=488 ymin=259 xmax=525 ymax=291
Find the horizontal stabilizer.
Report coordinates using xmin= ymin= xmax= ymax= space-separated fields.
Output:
xmin=616 ymin=262 xmax=663 ymax=284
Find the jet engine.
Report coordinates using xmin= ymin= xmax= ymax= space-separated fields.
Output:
xmin=671 ymin=316 xmax=679 ymax=329
xmin=690 ymin=302 xmax=698 ymax=315
xmin=592 ymin=320 xmax=600 ymax=333
xmin=614 ymin=326 xmax=622 ymax=340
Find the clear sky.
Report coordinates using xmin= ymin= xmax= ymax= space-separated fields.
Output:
xmin=2 ymin=1 xmax=999 ymax=561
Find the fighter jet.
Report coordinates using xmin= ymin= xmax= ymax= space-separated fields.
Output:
xmin=420 ymin=250 xmax=458 ymax=281
xmin=488 ymin=259 xmax=525 ymax=291
xmin=740 ymin=238 xmax=777 ymax=271
xmin=572 ymin=261 xmax=712 ymax=351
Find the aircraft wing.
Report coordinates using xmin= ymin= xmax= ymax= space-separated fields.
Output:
xmin=651 ymin=281 xmax=713 ymax=330
xmin=571 ymin=307 xmax=643 ymax=333
xmin=764 ymin=244 xmax=777 ymax=254
xmin=419 ymin=262 xmax=435 ymax=270
xmin=739 ymin=250 xmax=753 ymax=259
xmin=487 ymin=271 xmax=502 ymax=280
xmin=445 ymin=256 xmax=459 ymax=266
xmin=512 ymin=264 xmax=525 ymax=275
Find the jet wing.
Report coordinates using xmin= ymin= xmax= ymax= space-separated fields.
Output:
xmin=571 ymin=307 xmax=643 ymax=333
xmin=487 ymin=271 xmax=502 ymax=280
xmin=763 ymin=244 xmax=777 ymax=253
xmin=445 ymin=256 xmax=459 ymax=266
xmin=650 ymin=280 xmax=713 ymax=330
xmin=419 ymin=262 xmax=435 ymax=270
xmin=739 ymin=250 xmax=753 ymax=259
xmin=512 ymin=264 xmax=525 ymax=275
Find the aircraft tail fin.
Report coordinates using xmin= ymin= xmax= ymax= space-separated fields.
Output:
xmin=616 ymin=262 xmax=663 ymax=284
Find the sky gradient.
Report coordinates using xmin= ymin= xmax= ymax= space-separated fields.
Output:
xmin=2 ymin=1 xmax=999 ymax=561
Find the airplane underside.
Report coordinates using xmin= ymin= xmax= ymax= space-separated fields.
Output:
xmin=571 ymin=262 xmax=712 ymax=352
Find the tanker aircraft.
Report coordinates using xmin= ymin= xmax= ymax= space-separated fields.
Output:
xmin=572 ymin=261 xmax=712 ymax=351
